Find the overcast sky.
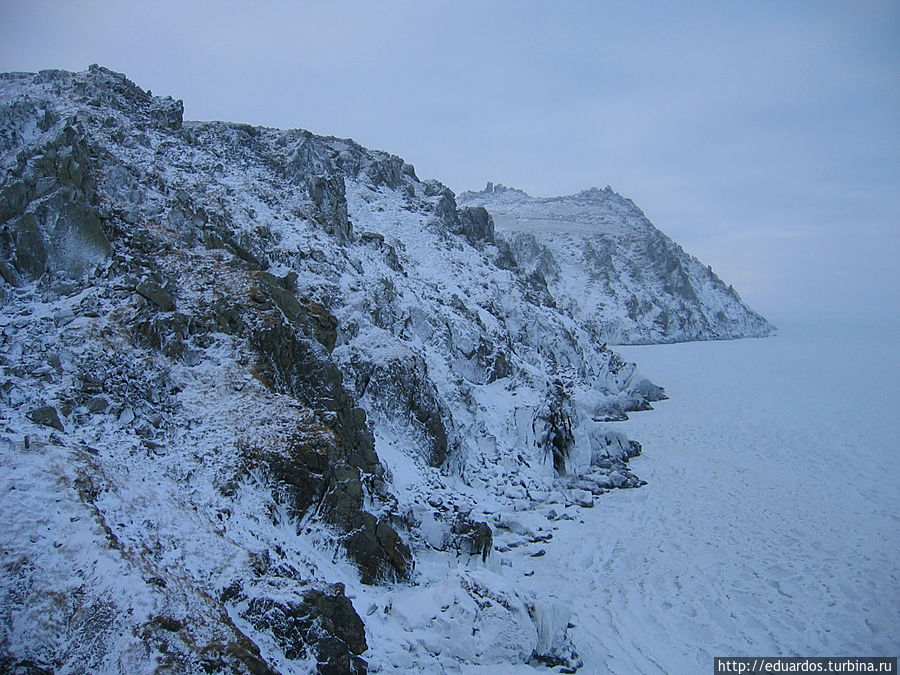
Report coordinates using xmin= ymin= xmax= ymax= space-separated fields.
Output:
xmin=1 ymin=0 xmax=897 ymax=324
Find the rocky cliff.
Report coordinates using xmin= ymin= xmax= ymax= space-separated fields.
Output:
xmin=458 ymin=183 xmax=774 ymax=345
xmin=0 ymin=66 xmax=758 ymax=673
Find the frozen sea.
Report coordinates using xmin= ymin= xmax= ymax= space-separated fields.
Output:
xmin=550 ymin=318 xmax=900 ymax=673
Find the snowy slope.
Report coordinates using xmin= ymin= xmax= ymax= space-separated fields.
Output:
xmin=458 ymin=183 xmax=774 ymax=344
xmin=0 ymin=66 xmax=679 ymax=672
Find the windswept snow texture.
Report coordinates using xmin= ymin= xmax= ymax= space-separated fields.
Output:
xmin=572 ymin=320 xmax=898 ymax=672
xmin=458 ymin=183 xmax=774 ymax=345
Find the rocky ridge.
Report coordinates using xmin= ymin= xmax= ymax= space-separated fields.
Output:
xmin=458 ymin=182 xmax=774 ymax=345
xmin=0 ymin=66 xmax=761 ymax=673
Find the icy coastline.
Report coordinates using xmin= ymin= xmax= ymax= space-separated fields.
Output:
xmin=0 ymin=66 xmax=785 ymax=673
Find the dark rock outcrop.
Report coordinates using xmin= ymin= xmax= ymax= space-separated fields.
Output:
xmin=344 ymin=351 xmax=451 ymax=467
xmin=451 ymin=516 xmax=493 ymax=562
xmin=240 ymin=585 xmax=368 ymax=674
xmin=26 ymin=405 xmax=64 ymax=431
xmin=456 ymin=206 xmax=495 ymax=245
xmin=309 ymin=175 xmax=353 ymax=243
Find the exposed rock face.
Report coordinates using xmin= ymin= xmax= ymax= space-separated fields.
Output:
xmin=456 ymin=205 xmax=495 ymax=245
xmin=0 ymin=66 xmax=762 ymax=673
xmin=308 ymin=175 xmax=353 ymax=244
xmin=238 ymin=585 xmax=368 ymax=673
xmin=0 ymin=65 xmax=410 ymax=673
xmin=458 ymin=183 xmax=774 ymax=344
xmin=344 ymin=348 xmax=451 ymax=467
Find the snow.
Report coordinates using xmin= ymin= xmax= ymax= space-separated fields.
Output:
xmin=343 ymin=318 xmax=898 ymax=672
xmin=459 ymin=184 xmax=773 ymax=345
xmin=6 ymin=66 xmax=879 ymax=674
xmin=517 ymin=318 xmax=899 ymax=673
xmin=5 ymin=65 xmax=659 ymax=670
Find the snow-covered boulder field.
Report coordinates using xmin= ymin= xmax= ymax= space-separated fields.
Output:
xmin=0 ymin=66 xmax=769 ymax=673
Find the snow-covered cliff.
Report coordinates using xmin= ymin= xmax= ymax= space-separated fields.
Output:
xmin=0 ymin=66 xmax=762 ymax=673
xmin=459 ymin=183 xmax=773 ymax=344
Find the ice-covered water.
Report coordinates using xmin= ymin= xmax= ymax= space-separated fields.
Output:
xmin=542 ymin=319 xmax=899 ymax=673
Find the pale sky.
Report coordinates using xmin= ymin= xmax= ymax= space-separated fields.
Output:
xmin=1 ymin=0 xmax=897 ymax=324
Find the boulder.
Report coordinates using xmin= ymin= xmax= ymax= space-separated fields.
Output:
xmin=570 ymin=489 xmax=594 ymax=508
xmin=135 ymin=280 xmax=175 ymax=311
xmin=27 ymin=405 xmax=63 ymax=431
